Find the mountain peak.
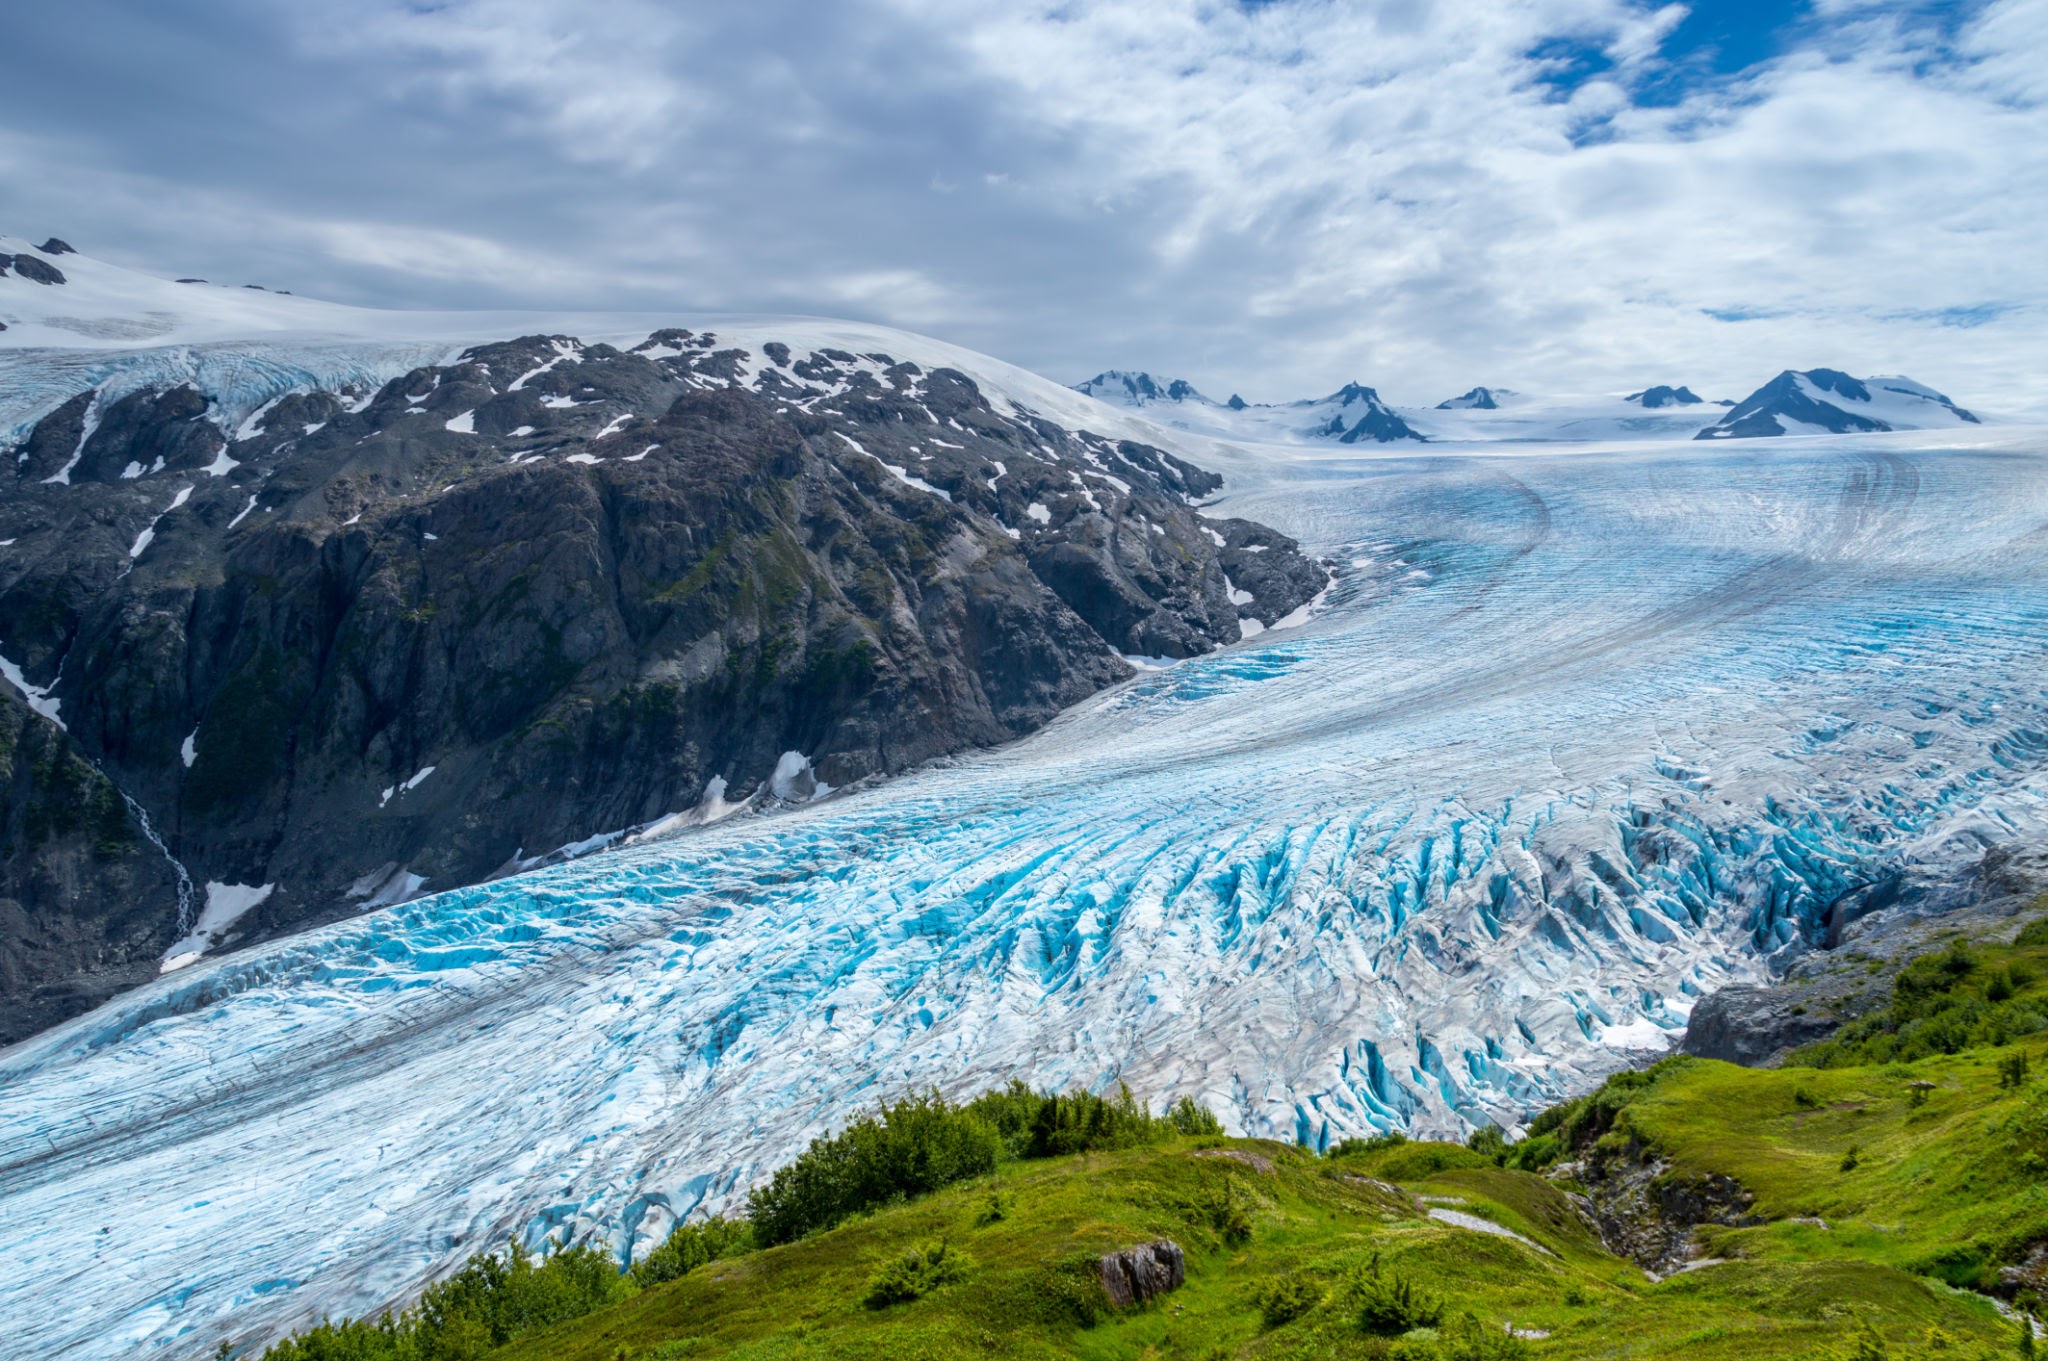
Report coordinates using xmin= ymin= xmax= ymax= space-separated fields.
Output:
xmin=1071 ymin=370 xmax=1212 ymax=407
xmin=1624 ymin=385 xmax=1702 ymax=408
xmin=1698 ymin=368 xmax=1980 ymax=440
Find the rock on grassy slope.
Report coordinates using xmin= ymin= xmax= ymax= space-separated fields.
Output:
xmin=0 ymin=327 xmax=1324 ymax=1042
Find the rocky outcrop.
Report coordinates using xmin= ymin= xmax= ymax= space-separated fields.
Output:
xmin=0 ymin=330 xmax=1325 ymax=1040
xmin=1682 ymin=850 xmax=2048 ymax=1068
xmin=1680 ymin=986 xmax=1841 ymax=1066
xmin=1098 ymin=1239 xmax=1185 ymax=1307
xmin=1559 ymin=1150 xmax=1759 ymax=1276
xmin=4 ymin=252 xmax=66 ymax=286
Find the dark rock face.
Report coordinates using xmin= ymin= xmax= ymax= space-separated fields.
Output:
xmin=1436 ymin=386 xmax=1499 ymax=410
xmin=1626 ymin=385 xmax=1702 ymax=408
xmin=1098 ymin=1239 xmax=1185 ymax=1307
xmin=1679 ymin=986 xmax=1839 ymax=1065
xmin=36 ymin=238 xmax=77 ymax=255
xmin=0 ymin=330 xmax=1325 ymax=1040
xmin=6 ymin=253 xmax=67 ymax=286
xmin=0 ymin=690 xmax=186 ymax=1043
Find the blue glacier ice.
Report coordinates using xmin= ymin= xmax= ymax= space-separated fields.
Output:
xmin=4 ymin=358 xmax=2048 ymax=1356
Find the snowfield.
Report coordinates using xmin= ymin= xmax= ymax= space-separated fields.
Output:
xmin=5 ymin=253 xmax=2048 ymax=1356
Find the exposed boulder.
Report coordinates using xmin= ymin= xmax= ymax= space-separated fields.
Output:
xmin=36 ymin=238 xmax=77 ymax=256
xmin=1098 ymin=1239 xmax=1185 ymax=1307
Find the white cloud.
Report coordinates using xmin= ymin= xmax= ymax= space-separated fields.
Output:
xmin=0 ymin=0 xmax=2042 ymax=411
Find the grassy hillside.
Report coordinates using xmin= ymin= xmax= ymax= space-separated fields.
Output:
xmin=253 ymin=922 xmax=2048 ymax=1361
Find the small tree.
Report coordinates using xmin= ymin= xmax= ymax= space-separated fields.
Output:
xmin=2000 ymin=1051 xmax=2031 ymax=1090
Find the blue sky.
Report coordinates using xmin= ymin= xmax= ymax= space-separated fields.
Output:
xmin=0 ymin=0 xmax=2041 ymax=408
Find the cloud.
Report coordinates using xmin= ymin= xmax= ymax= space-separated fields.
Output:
xmin=0 ymin=0 xmax=2042 ymax=411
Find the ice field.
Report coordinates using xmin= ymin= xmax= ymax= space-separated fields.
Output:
xmin=7 ymin=419 xmax=2048 ymax=1357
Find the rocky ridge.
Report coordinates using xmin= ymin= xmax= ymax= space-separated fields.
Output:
xmin=0 ymin=328 xmax=1326 ymax=1040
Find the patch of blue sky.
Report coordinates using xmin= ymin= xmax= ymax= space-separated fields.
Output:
xmin=1529 ymin=1 xmax=1986 ymax=112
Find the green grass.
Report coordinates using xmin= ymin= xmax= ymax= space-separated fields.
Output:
xmin=482 ymin=1124 xmax=2022 ymax=1361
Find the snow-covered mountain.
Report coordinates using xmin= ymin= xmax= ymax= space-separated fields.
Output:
xmin=1625 ymin=384 xmax=1704 ymax=408
xmin=1697 ymin=369 xmax=1984 ymax=440
xmin=1073 ymin=362 xmax=1996 ymax=447
xmin=1073 ymin=369 xmax=1426 ymax=443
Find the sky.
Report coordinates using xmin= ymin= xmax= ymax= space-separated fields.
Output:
xmin=0 ymin=0 xmax=2042 ymax=409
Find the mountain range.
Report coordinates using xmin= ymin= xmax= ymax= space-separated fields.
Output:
xmin=1070 ymin=366 xmax=1990 ymax=445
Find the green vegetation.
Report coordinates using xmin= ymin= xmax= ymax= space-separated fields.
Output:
xmin=1789 ymin=929 xmax=2048 ymax=1068
xmin=251 ymin=922 xmax=2048 ymax=1361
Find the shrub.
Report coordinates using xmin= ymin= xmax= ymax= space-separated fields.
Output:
xmin=1355 ymin=1259 xmax=1445 ymax=1336
xmin=1026 ymin=1083 xmax=1166 ymax=1157
xmin=1465 ymin=1125 xmax=1508 ymax=1162
xmin=1254 ymin=1271 xmax=1324 ymax=1327
xmin=1198 ymin=1174 xmax=1255 ymax=1245
xmin=1332 ymin=1130 xmax=1408 ymax=1158
xmin=975 ymin=1188 xmax=1013 ymax=1225
xmin=862 ymin=1240 xmax=971 ymax=1308
xmin=747 ymin=1092 xmax=1003 ymax=1245
xmin=1169 ymin=1094 xmax=1226 ymax=1137
xmin=630 ymin=1216 xmax=751 ymax=1288
xmin=1840 ymin=1143 xmax=1861 ymax=1172
xmin=260 ymin=1238 xmax=629 ymax=1361
xmin=2001 ymin=1051 xmax=2032 ymax=1090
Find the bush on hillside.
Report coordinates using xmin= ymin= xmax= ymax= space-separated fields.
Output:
xmin=748 ymin=1092 xmax=1003 ymax=1245
xmin=259 ymin=1239 xmax=629 ymax=1361
xmin=862 ymin=1240 xmax=971 ymax=1308
xmin=1354 ymin=1257 xmax=1445 ymax=1336
xmin=1254 ymin=1270 xmax=1326 ymax=1327
xmin=630 ymin=1216 xmax=752 ymax=1288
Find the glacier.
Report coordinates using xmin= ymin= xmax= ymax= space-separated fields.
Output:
xmin=5 ymin=415 xmax=2048 ymax=1357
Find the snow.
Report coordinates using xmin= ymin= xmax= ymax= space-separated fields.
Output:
xmin=228 ymin=495 xmax=258 ymax=528
xmin=159 ymin=882 xmax=275 ymax=972
xmin=565 ymin=453 xmax=602 ymax=465
xmin=1026 ymin=501 xmax=1051 ymax=523
xmin=444 ymin=409 xmax=476 ymax=434
xmin=0 ymin=652 xmax=65 ymax=729
xmin=201 ymin=445 xmax=238 ymax=477
xmin=127 ymin=485 xmax=194 ymax=559
xmin=838 ymin=432 xmax=952 ymax=500
xmin=180 ymin=730 xmax=197 ymax=768
xmin=594 ymin=413 xmax=632 ymax=439
xmin=511 ymin=425 xmax=536 ymax=437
